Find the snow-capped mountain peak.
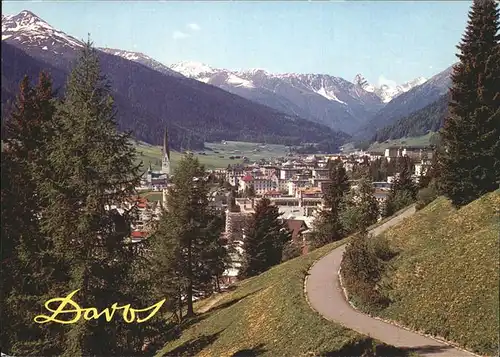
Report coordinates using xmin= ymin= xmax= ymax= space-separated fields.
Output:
xmin=353 ymin=73 xmax=375 ymax=93
xmin=354 ymin=74 xmax=427 ymax=103
xmin=238 ymin=68 xmax=271 ymax=77
xmin=396 ymin=76 xmax=427 ymax=92
xmin=2 ymin=10 xmax=83 ymax=50
xmin=171 ymin=61 xmax=256 ymax=88
xmin=170 ymin=61 xmax=217 ymax=78
xmin=102 ymin=48 xmax=144 ymax=61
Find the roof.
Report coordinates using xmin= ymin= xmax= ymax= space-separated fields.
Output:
xmin=285 ymin=219 xmax=308 ymax=241
xmin=298 ymin=187 xmax=322 ymax=194
xmin=131 ymin=231 xmax=147 ymax=239
xmin=242 ymin=174 xmax=254 ymax=182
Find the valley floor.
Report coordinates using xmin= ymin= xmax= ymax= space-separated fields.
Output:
xmin=135 ymin=140 xmax=290 ymax=172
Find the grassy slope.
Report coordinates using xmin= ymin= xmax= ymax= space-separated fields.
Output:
xmin=156 ymin=240 xmax=418 ymax=357
xmin=134 ymin=141 xmax=289 ymax=172
xmin=366 ymin=133 xmax=433 ymax=152
xmin=374 ymin=190 xmax=500 ymax=355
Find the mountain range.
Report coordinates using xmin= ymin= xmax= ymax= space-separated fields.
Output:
xmin=2 ymin=10 xmax=454 ymax=149
xmin=167 ymin=62 xmax=432 ymax=134
xmin=1 ymin=10 xmax=348 ymax=150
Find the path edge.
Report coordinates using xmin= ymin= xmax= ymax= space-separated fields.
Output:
xmin=304 ymin=205 xmax=484 ymax=357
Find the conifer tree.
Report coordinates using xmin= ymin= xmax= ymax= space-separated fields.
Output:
xmin=340 ymin=176 xmax=379 ymax=234
xmin=38 ymin=40 xmax=144 ymax=356
xmin=1 ymin=74 xmax=68 ymax=356
xmin=151 ymin=154 xmax=227 ymax=318
xmin=439 ymin=0 xmax=500 ymax=207
xmin=383 ymin=156 xmax=417 ymax=217
xmin=310 ymin=159 xmax=350 ymax=248
xmin=149 ymin=207 xmax=186 ymax=322
xmin=239 ymin=198 xmax=291 ymax=278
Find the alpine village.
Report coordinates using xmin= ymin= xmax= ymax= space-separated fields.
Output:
xmin=1 ymin=1 xmax=499 ymax=357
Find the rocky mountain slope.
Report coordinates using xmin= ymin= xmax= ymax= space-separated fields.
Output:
xmin=355 ymin=65 xmax=453 ymax=140
xmin=353 ymin=74 xmax=427 ymax=103
xmin=2 ymin=10 xmax=349 ymax=150
xmin=171 ymin=61 xmax=386 ymax=134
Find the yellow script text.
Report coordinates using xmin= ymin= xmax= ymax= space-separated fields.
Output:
xmin=34 ymin=289 xmax=166 ymax=324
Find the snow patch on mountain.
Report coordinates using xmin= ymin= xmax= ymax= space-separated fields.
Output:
xmin=99 ymin=48 xmax=183 ymax=77
xmin=110 ymin=50 xmax=140 ymax=61
xmin=316 ymin=86 xmax=346 ymax=104
xmin=226 ymin=73 xmax=255 ymax=88
xmin=170 ymin=61 xmax=216 ymax=77
xmin=171 ymin=61 xmax=256 ymax=88
xmin=239 ymin=68 xmax=271 ymax=76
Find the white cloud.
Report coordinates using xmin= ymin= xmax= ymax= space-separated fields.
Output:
xmin=378 ymin=75 xmax=397 ymax=88
xmin=172 ymin=31 xmax=190 ymax=40
xmin=187 ymin=23 xmax=201 ymax=31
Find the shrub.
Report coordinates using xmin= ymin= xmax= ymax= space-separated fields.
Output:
xmin=416 ymin=181 xmax=439 ymax=210
xmin=340 ymin=233 xmax=390 ymax=310
xmin=281 ymin=240 xmax=303 ymax=262
xmin=368 ymin=235 xmax=398 ymax=262
xmin=383 ymin=190 xmax=415 ymax=217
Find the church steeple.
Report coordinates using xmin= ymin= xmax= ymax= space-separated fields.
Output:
xmin=162 ymin=126 xmax=171 ymax=176
xmin=163 ymin=127 xmax=170 ymax=161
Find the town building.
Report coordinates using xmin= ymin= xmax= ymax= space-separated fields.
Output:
xmin=139 ymin=127 xmax=171 ymax=190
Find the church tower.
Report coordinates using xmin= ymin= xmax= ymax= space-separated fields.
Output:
xmin=162 ymin=127 xmax=171 ymax=176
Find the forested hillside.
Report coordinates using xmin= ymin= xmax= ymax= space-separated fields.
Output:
xmin=371 ymin=93 xmax=449 ymax=143
xmin=2 ymin=42 xmax=348 ymax=150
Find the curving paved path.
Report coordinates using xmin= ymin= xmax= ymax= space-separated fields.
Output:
xmin=306 ymin=206 xmax=476 ymax=357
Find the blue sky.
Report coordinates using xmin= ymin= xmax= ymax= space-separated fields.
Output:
xmin=3 ymin=1 xmax=472 ymax=85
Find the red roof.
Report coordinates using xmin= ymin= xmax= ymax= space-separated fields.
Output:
xmin=285 ymin=219 xmax=308 ymax=242
xmin=242 ymin=174 xmax=253 ymax=182
xmin=131 ymin=231 xmax=147 ymax=239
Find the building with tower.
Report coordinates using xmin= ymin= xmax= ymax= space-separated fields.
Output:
xmin=139 ymin=127 xmax=171 ymax=191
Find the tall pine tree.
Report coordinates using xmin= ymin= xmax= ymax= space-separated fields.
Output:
xmin=340 ymin=176 xmax=379 ymax=234
xmin=310 ymin=159 xmax=350 ymax=248
xmin=150 ymin=154 xmax=227 ymax=319
xmin=439 ymin=0 xmax=500 ymax=207
xmin=39 ymin=40 xmax=144 ymax=356
xmin=1 ymin=73 xmax=68 ymax=356
xmin=383 ymin=156 xmax=417 ymax=217
xmin=239 ymin=198 xmax=291 ymax=278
